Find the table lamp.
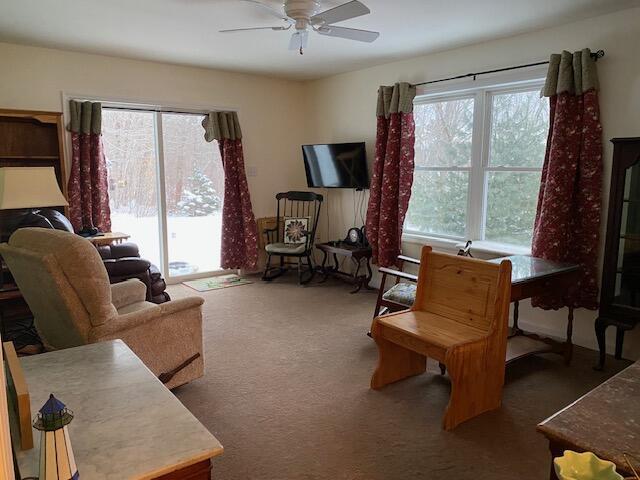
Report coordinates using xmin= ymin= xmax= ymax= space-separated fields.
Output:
xmin=0 ymin=166 xmax=69 ymax=286
xmin=0 ymin=167 xmax=68 ymax=210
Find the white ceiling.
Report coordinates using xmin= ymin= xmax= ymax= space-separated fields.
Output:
xmin=0 ymin=0 xmax=637 ymax=80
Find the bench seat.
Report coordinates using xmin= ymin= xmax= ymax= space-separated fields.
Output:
xmin=377 ymin=310 xmax=486 ymax=354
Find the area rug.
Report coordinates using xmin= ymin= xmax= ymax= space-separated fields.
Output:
xmin=182 ymin=273 xmax=252 ymax=292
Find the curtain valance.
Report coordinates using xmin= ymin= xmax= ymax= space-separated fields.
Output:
xmin=541 ymin=48 xmax=599 ymax=97
xmin=69 ymin=100 xmax=102 ymax=134
xmin=202 ymin=111 xmax=242 ymax=142
xmin=376 ymin=82 xmax=416 ymax=118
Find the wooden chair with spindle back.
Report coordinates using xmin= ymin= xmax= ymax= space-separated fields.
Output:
xmin=370 ymin=246 xmax=512 ymax=430
xmin=261 ymin=191 xmax=323 ymax=285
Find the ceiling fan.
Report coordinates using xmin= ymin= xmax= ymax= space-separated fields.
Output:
xmin=220 ymin=0 xmax=379 ymax=54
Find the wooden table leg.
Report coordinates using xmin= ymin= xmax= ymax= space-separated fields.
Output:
xmin=350 ymin=257 xmax=362 ymax=294
xmin=565 ymin=306 xmax=574 ymax=365
xmin=510 ymin=300 xmax=522 ymax=336
xmin=547 ymin=441 xmax=564 ymax=480
xmin=319 ymin=250 xmax=329 ymax=283
xmin=364 ymin=257 xmax=374 ymax=290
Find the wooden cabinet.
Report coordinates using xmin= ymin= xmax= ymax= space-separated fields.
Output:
xmin=595 ymin=137 xmax=640 ymax=369
xmin=0 ymin=108 xmax=67 ymax=199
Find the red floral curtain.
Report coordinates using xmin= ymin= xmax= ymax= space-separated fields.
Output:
xmin=203 ymin=111 xmax=258 ymax=270
xmin=366 ymin=82 xmax=416 ymax=267
xmin=67 ymin=100 xmax=111 ymax=233
xmin=532 ymin=49 xmax=603 ymax=310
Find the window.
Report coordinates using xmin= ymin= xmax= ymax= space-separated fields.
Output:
xmin=405 ymin=80 xmax=549 ymax=249
xmin=102 ymin=107 xmax=224 ymax=280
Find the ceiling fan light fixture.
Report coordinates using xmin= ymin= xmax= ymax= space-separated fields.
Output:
xmin=225 ymin=0 xmax=380 ymax=50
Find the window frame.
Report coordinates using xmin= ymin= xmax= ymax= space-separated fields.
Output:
xmin=404 ymin=69 xmax=548 ymax=252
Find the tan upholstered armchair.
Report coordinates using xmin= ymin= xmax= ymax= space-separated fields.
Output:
xmin=0 ymin=228 xmax=204 ymax=389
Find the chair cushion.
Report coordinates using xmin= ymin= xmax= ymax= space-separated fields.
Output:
xmin=382 ymin=282 xmax=416 ymax=307
xmin=265 ymin=242 xmax=306 ymax=255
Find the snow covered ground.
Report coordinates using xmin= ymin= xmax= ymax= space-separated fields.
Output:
xmin=111 ymin=212 xmax=222 ymax=277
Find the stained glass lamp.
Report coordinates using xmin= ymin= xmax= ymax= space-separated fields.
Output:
xmin=32 ymin=394 xmax=79 ymax=480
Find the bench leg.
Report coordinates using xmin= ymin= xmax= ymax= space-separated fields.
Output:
xmin=370 ymin=327 xmax=426 ymax=389
xmin=442 ymin=346 xmax=504 ymax=430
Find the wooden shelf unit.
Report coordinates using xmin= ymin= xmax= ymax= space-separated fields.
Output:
xmin=0 ymin=109 xmax=69 ymax=347
xmin=0 ymin=108 xmax=67 ymax=203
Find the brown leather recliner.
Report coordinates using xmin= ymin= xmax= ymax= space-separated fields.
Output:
xmin=97 ymin=243 xmax=170 ymax=304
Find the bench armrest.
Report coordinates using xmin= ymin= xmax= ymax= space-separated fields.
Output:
xmin=397 ymin=255 xmax=420 ymax=265
xmin=378 ymin=267 xmax=418 ymax=283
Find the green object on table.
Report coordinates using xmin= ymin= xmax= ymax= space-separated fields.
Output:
xmin=554 ymin=451 xmax=624 ymax=480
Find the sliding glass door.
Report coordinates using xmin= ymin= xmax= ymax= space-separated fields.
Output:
xmin=102 ymin=107 xmax=224 ymax=281
xmin=162 ymin=113 xmax=224 ymax=276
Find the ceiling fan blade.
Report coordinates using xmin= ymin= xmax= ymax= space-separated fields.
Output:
xmin=220 ymin=25 xmax=290 ymax=33
xmin=317 ymin=25 xmax=379 ymax=42
xmin=241 ymin=0 xmax=293 ymax=23
xmin=288 ymin=30 xmax=309 ymax=51
xmin=311 ymin=0 xmax=370 ymax=25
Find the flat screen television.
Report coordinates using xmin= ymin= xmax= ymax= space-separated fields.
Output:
xmin=302 ymin=142 xmax=369 ymax=189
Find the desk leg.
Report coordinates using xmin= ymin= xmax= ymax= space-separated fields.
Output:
xmin=547 ymin=441 xmax=568 ymax=480
xmin=548 ymin=447 xmax=560 ymax=480
xmin=511 ymin=300 xmax=522 ymax=336
xmin=565 ymin=306 xmax=574 ymax=365
xmin=350 ymin=257 xmax=362 ymax=294
xmin=319 ymin=250 xmax=329 ymax=283
xmin=364 ymin=257 xmax=374 ymax=290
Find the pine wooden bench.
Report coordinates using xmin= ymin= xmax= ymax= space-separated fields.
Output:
xmin=370 ymin=246 xmax=512 ymax=430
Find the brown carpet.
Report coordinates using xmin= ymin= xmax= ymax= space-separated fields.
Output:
xmin=168 ymin=277 xmax=629 ymax=480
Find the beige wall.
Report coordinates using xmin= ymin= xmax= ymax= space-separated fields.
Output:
xmin=0 ymin=41 xmax=309 ymax=220
xmin=304 ymin=7 xmax=640 ymax=359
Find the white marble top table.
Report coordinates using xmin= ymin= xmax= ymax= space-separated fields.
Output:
xmin=14 ymin=340 xmax=223 ymax=480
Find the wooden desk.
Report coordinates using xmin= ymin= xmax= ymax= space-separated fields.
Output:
xmin=489 ymin=255 xmax=580 ymax=365
xmin=13 ymin=340 xmax=223 ymax=480
xmin=317 ymin=242 xmax=373 ymax=293
xmin=86 ymin=231 xmax=130 ymax=246
xmin=537 ymin=361 xmax=639 ymax=479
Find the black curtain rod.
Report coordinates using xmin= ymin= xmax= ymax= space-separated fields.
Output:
xmin=102 ymin=105 xmax=207 ymax=116
xmin=412 ymin=49 xmax=605 ymax=88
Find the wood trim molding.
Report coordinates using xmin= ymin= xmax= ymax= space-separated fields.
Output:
xmin=3 ymin=341 xmax=33 ymax=450
xmin=0 ymin=335 xmax=16 ymax=479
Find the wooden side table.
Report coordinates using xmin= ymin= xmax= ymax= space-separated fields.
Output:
xmin=537 ymin=361 xmax=639 ymax=479
xmin=317 ymin=241 xmax=373 ymax=293
xmin=86 ymin=231 xmax=130 ymax=246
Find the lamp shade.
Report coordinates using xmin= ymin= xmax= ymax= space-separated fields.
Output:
xmin=0 ymin=167 xmax=68 ymax=209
